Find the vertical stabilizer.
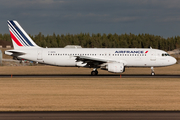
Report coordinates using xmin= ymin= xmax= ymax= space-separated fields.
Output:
xmin=7 ymin=20 xmax=40 ymax=49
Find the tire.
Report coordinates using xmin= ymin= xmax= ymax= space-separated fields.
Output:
xmin=91 ymin=71 xmax=96 ymax=76
xmin=91 ymin=71 xmax=98 ymax=76
xmin=95 ymin=71 xmax=98 ymax=75
xmin=151 ymin=72 xmax=155 ymax=76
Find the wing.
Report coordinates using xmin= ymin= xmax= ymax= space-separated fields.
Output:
xmin=75 ymin=56 xmax=115 ymax=68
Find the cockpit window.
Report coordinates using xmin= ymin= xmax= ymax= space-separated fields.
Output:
xmin=162 ymin=53 xmax=170 ymax=56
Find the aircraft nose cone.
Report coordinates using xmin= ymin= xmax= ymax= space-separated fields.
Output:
xmin=171 ymin=57 xmax=177 ymax=65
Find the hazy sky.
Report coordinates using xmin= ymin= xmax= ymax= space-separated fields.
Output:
xmin=1 ymin=0 xmax=180 ymax=38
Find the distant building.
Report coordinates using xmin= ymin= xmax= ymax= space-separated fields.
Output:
xmin=167 ymin=49 xmax=180 ymax=55
xmin=0 ymin=40 xmax=13 ymax=48
xmin=6 ymin=45 xmax=11 ymax=48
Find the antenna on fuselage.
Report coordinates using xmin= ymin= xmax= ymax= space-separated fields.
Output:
xmin=150 ymin=46 xmax=152 ymax=49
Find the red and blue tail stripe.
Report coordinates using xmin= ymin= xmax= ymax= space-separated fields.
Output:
xmin=9 ymin=31 xmax=23 ymax=46
xmin=8 ymin=20 xmax=35 ymax=47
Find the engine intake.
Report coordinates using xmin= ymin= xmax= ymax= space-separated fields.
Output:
xmin=107 ymin=63 xmax=125 ymax=73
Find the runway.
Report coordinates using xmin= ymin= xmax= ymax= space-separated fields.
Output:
xmin=0 ymin=74 xmax=179 ymax=78
xmin=0 ymin=111 xmax=180 ymax=120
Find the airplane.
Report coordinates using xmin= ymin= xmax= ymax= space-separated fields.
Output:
xmin=5 ymin=20 xmax=177 ymax=76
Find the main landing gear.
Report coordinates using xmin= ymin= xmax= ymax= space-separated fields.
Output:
xmin=151 ymin=67 xmax=155 ymax=76
xmin=91 ymin=68 xmax=98 ymax=76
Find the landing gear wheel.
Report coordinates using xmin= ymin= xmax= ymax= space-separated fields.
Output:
xmin=151 ymin=67 xmax=155 ymax=76
xmin=95 ymin=71 xmax=98 ymax=75
xmin=151 ymin=72 xmax=155 ymax=76
xmin=91 ymin=70 xmax=98 ymax=76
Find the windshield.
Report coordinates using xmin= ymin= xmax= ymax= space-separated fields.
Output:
xmin=162 ymin=53 xmax=170 ymax=56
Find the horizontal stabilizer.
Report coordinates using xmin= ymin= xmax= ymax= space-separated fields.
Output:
xmin=5 ymin=50 xmax=26 ymax=56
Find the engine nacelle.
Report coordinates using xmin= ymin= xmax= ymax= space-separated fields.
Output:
xmin=107 ymin=63 xmax=125 ymax=73
xmin=76 ymin=61 xmax=87 ymax=67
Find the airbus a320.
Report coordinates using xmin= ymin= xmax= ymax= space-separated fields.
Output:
xmin=5 ymin=20 xmax=177 ymax=75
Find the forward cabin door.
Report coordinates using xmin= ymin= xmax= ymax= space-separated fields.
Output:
xmin=37 ymin=49 xmax=43 ymax=60
xmin=150 ymin=50 xmax=156 ymax=61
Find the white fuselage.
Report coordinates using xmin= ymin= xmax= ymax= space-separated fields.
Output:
xmin=6 ymin=20 xmax=177 ymax=75
xmin=12 ymin=48 xmax=177 ymax=67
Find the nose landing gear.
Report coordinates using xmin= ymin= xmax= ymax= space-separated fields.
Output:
xmin=151 ymin=67 xmax=155 ymax=76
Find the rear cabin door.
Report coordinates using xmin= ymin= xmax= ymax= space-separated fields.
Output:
xmin=37 ymin=50 xmax=43 ymax=60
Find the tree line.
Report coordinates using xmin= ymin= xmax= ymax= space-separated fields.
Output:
xmin=0 ymin=33 xmax=180 ymax=51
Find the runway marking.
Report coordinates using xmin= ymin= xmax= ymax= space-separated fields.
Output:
xmin=0 ymin=111 xmax=180 ymax=120
xmin=0 ymin=74 xmax=179 ymax=78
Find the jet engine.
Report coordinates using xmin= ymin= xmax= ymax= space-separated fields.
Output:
xmin=106 ymin=63 xmax=125 ymax=73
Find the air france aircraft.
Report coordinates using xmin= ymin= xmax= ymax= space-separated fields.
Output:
xmin=5 ymin=20 xmax=177 ymax=75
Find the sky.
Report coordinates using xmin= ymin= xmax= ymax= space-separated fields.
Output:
xmin=1 ymin=0 xmax=180 ymax=38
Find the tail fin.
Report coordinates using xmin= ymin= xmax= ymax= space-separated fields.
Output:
xmin=7 ymin=20 xmax=40 ymax=49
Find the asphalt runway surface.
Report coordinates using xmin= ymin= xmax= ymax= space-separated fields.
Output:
xmin=0 ymin=74 xmax=179 ymax=78
xmin=0 ymin=111 xmax=180 ymax=120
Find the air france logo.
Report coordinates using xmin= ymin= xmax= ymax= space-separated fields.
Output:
xmin=115 ymin=51 xmax=149 ymax=54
